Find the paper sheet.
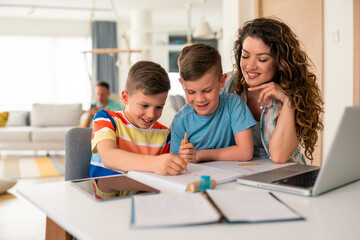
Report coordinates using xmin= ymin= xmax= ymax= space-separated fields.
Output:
xmin=128 ymin=163 xmax=244 ymax=191
xmin=201 ymin=158 xmax=296 ymax=176
xmin=206 ymin=189 xmax=302 ymax=222
xmin=132 ymin=193 xmax=220 ymax=228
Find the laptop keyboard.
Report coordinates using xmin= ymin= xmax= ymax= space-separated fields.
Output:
xmin=272 ymin=169 xmax=320 ymax=188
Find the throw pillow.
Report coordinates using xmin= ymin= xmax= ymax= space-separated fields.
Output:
xmin=0 ymin=112 xmax=9 ymax=127
xmin=31 ymin=103 xmax=83 ymax=127
xmin=6 ymin=111 xmax=29 ymax=126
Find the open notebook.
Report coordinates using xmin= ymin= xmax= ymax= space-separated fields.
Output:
xmin=128 ymin=163 xmax=244 ymax=191
xmin=131 ymin=189 xmax=303 ymax=228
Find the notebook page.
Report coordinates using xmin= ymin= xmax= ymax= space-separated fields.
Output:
xmin=206 ymin=189 xmax=302 ymax=222
xmin=128 ymin=163 xmax=244 ymax=191
xmin=201 ymin=158 xmax=296 ymax=175
xmin=132 ymin=193 xmax=221 ymax=228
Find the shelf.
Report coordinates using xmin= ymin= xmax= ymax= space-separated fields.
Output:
xmin=82 ymin=48 xmax=141 ymax=54
xmin=142 ymin=44 xmax=187 ymax=52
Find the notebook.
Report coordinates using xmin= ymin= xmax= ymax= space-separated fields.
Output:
xmin=237 ymin=106 xmax=360 ymax=196
xmin=128 ymin=163 xmax=244 ymax=192
xmin=131 ymin=189 xmax=303 ymax=228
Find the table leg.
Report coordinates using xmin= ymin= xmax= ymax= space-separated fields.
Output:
xmin=46 ymin=216 xmax=73 ymax=240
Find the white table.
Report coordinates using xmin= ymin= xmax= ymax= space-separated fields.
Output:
xmin=17 ymin=177 xmax=360 ymax=240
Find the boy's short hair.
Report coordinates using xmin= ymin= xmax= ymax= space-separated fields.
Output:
xmin=178 ymin=43 xmax=222 ymax=81
xmin=125 ymin=61 xmax=170 ymax=95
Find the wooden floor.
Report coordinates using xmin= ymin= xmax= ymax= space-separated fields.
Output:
xmin=0 ymin=152 xmax=64 ymax=240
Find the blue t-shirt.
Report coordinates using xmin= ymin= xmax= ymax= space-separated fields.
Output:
xmin=170 ymin=93 xmax=256 ymax=154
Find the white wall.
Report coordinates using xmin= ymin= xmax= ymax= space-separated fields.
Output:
xmin=0 ymin=17 xmax=88 ymax=37
xmin=323 ymin=0 xmax=354 ymax=160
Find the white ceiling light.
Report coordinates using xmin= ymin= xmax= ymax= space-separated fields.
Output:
xmin=193 ymin=18 xmax=214 ymax=39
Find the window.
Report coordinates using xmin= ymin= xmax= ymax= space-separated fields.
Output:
xmin=0 ymin=36 xmax=91 ymax=111
xmin=168 ymin=35 xmax=218 ymax=73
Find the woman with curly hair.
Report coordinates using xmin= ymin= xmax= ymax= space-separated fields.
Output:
xmin=224 ymin=17 xmax=323 ymax=164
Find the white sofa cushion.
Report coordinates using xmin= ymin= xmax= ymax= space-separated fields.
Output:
xmin=31 ymin=126 xmax=74 ymax=142
xmin=6 ymin=111 xmax=29 ymax=126
xmin=157 ymin=97 xmax=177 ymax=128
xmin=31 ymin=103 xmax=83 ymax=127
xmin=169 ymin=95 xmax=186 ymax=112
xmin=0 ymin=127 xmax=32 ymax=142
xmin=0 ymin=142 xmax=65 ymax=151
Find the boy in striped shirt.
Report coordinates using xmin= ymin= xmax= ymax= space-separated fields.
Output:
xmin=90 ymin=61 xmax=189 ymax=179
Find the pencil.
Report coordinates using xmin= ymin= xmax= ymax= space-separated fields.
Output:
xmin=182 ymin=132 xmax=190 ymax=173
xmin=239 ymin=162 xmax=260 ymax=166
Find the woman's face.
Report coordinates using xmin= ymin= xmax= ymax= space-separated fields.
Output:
xmin=240 ymin=36 xmax=277 ymax=88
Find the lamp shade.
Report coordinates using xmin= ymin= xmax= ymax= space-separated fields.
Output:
xmin=193 ymin=20 xmax=215 ymax=39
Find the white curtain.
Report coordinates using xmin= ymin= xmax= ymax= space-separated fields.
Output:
xmin=0 ymin=36 xmax=91 ymax=111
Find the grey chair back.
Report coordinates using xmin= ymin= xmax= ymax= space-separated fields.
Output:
xmin=65 ymin=128 xmax=92 ymax=181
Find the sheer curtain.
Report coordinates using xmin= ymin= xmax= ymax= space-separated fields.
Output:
xmin=0 ymin=36 xmax=91 ymax=111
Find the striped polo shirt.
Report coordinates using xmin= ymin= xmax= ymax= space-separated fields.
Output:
xmin=90 ymin=109 xmax=170 ymax=177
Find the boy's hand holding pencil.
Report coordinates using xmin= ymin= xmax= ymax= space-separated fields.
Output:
xmin=153 ymin=131 xmax=191 ymax=175
xmin=153 ymin=153 xmax=188 ymax=176
xmin=179 ymin=132 xmax=196 ymax=168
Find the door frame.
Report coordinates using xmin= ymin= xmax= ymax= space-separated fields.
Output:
xmin=354 ymin=0 xmax=360 ymax=106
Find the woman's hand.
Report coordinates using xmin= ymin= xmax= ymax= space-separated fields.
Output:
xmin=249 ymin=82 xmax=297 ymax=163
xmin=248 ymin=82 xmax=290 ymax=105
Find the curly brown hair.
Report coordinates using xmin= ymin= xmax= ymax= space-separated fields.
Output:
xmin=233 ymin=17 xmax=324 ymax=160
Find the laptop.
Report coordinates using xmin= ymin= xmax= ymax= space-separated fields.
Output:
xmin=237 ymin=106 xmax=360 ymax=196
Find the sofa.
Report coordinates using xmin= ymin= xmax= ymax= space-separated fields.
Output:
xmin=157 ymin=95 xmax=186 ymax=128
xmin=0 ymin=94 xmax=186 ymax=152
xmin=0 ymin=103 xmax=83 ymax=151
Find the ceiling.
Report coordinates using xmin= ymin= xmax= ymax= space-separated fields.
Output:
xmin=0 ymin=0 xmax=223 ymax=30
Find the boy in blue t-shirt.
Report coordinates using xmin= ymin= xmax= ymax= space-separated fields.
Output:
xmin=171 ymin=43 xmax=256 ymax=163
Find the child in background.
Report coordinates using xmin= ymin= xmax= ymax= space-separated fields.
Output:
xmin=171 ymin=43 xmax=256 ymax=163
xmin=90 ymin=61 xmax=188 ymax=179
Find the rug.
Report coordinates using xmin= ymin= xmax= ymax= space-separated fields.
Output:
xmin=0 ymin=156 xmax=65 ymax=179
